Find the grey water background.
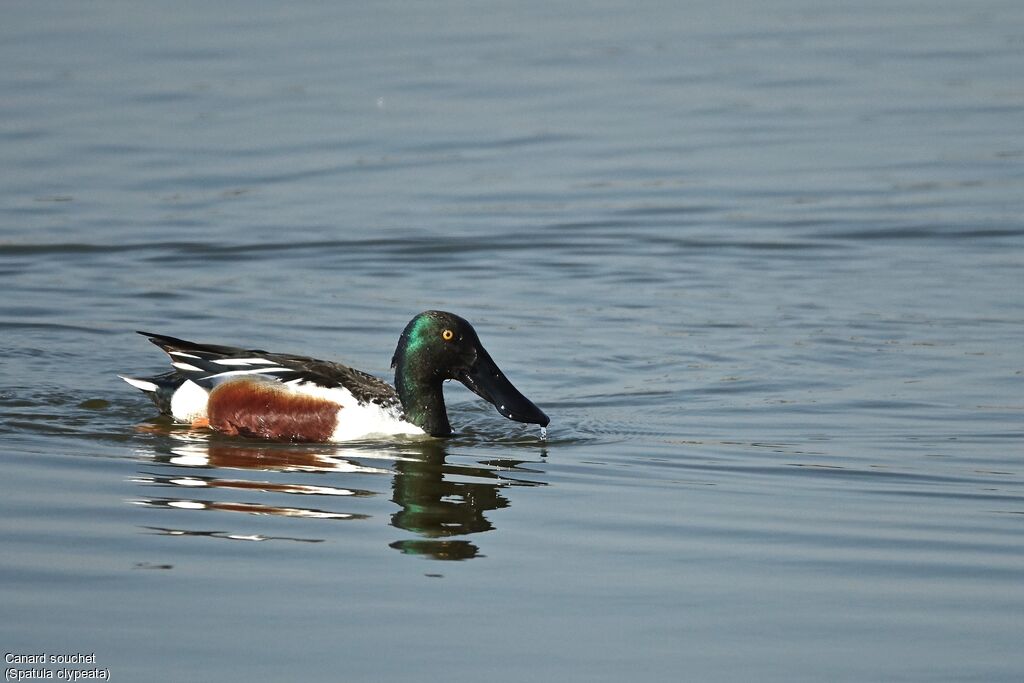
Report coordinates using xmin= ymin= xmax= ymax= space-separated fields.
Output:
xmin=2 ymin=0 xmax=1023 ymax=680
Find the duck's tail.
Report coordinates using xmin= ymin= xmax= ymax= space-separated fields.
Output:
xmin=119 ymin=371 xmax=185 ymax=416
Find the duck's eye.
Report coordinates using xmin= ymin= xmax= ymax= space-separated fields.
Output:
xmin=441 ymin=329 xmax=455 ymax=342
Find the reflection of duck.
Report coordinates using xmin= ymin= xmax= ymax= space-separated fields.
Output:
xmin=121 ymin=311 xmax=549 ymax=442
xmin=132 ymin=434 xmax=546 ymax=559
xmin=152 ymin=438 xmax=392 ymax=474
xmin=388 ymin=441 xmax=505 ymax=560
xmin=392 ymin=442 xmax=546 ymax=560
xmin=141 ymin=526 xmax=324 ymax=545
xmin=388 ymin=440 xmax=548 ymax=560
xmin=133 ymin=495 xmax=364 ymax=520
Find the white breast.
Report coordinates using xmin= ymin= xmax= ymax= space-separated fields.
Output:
xmin=288 ymin=382 xmax=426 ymax=441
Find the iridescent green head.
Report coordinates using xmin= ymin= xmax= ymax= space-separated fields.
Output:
xmin=390 ymin=310 xmax=549 ymax=436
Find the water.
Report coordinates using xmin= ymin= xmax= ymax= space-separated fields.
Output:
xmin=2 ymin=1 xmax=1023 ymax=680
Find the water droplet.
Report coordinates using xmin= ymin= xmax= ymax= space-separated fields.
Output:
xmin=539 ymin=426 xmax=547 ymax=441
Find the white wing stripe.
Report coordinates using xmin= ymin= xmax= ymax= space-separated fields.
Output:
xmin=199 ymin=367 xmax=290 ymax=381
xmin=211 ymin=358 xmax=280 ymax=366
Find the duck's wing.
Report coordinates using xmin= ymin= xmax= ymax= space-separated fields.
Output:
xmin=137 ymin=331 xmax=401 ymax=409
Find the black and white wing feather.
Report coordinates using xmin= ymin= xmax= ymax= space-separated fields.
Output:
xmin=137 ymin=331 xmax=401 ymax=409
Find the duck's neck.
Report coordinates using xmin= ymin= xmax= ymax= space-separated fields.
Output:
xmin=394 ymin=364 xmax=452 ymax=437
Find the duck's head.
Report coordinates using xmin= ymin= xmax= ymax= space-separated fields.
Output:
xmin=391 ymin=310 xmax=550 ymax=437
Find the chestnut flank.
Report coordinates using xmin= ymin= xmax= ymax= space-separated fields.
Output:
xmin=207 ymin=378 xmax=340 ymax=442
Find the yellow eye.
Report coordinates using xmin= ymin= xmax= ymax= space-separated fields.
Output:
xmin=441 ymin=329 xmax=454 ymax=341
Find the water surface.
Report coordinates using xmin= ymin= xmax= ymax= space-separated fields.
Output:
xmin=2 ymin=1 xmax=1023 ymax=681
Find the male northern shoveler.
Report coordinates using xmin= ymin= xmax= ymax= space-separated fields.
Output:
xmin=121 ymin=310 xmax=549 ymax=442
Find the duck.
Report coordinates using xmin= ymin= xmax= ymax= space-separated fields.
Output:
xmin=121 ymin=310 xmax=549 ymax=442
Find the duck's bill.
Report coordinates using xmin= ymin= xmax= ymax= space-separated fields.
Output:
xmin=459 ymin=349 xmax=550 ymax=427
